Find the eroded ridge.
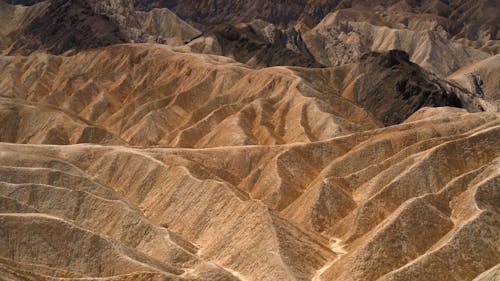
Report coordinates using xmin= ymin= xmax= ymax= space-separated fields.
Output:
xmin=0 ymin=105 xmax=498 ymax=280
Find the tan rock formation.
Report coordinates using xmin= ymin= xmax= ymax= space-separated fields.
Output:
xmin=0 ymin=44 xmax=380 ymax=146
xmin=0 ymin=19 xmax=499 ymax=281
xmin=1 ymin=44 xmax=489 ymax=147
xmin=0 ymin=105 xmax=498 ymax=280
xmin=448 ymin=54 xmax=500 ymax=110
xmin=303 ymin=14 xmax=490 ymax=76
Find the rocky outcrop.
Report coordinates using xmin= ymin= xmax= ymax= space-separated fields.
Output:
xmin=181 ymin=22 xmax=322 ymax=68
xmin=335 ymin=50 xmax=470 ymax=125
xmin=303 ymin=15 xmax=491 ymax=76
xmin=449 ymin=54 xmax=500 ymax=111
xmin=131 ymin=0 xmax=500 ymax=44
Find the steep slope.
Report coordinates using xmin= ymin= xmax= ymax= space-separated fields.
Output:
xmin=0 ymin=143 xmax=336 ymax=281
xmin=3 ymin=0 xmax=126 ymax=55
xmin=0 ymin=0 xmax=49 ymax=51
xmin=4 ymin=0 xmax=496 ymax=70
xmin=328 ymin=0 xmax=499 ymax=41
xmin=303 ymin=14 xmax=490 ymax=76
xmin=448 ymin=54 xmax=500 ymax=110
xmin=181 ymin=22 xmax=322 ymax=68
xmin=1 ymin=0 xmax=200 ymax=55
xmin=132 ymin=0 xmax=500 ymax=43
xmin=445 ymin=0 xmax=500 ymax=41
xmin=294 ymin=49 xmax=491 ymax=124
xmin=89 ymin=0 xmax=201 ymax=45
xmin=0 ymin=97 xmax=125 ymax=144
xmin=1 ymin=3 xmax=499 ymax=279
xmin=7 ymin=0 xmax=499 ymax=54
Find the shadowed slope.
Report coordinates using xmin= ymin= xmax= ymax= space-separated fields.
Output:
xmin=181 ymin=22 xmax=322 ymax=68
xmin=1 ymin=0 xmax=200 ymax=55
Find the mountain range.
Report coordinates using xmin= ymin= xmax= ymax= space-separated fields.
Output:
xmin=0 ymin=0 xmax=499 ymax=280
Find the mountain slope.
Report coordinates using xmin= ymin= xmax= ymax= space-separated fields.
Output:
xmin=181 ymin=22 xmax=322 ymax=68
xmin=0 ymin=44 xmax=379 ymax=146
xmin=1 ymin=44 xmax=488 ymax=146
xmin=0 ymin=106 xmax=498 ymax=280
xmin=448 ymin=54 xmax=500 ymax=110
xmin=303 ymin=15 xmax=491 ymax=76
xmin=1 ymin=0 xmax=200 ymax=55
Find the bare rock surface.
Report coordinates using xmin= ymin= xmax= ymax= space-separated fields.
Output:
xmin=0 ymin=105 xmax=498 ymax=280
xmin=303 ymin=15 xmax=491 ymax=76
xmin=180 ymin=21 xmax=322 ymax=68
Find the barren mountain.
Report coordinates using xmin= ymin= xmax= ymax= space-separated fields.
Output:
xmin=130 ymin=0 xmax=500 ymax=72
xmin=0 ymin=1 xmax=499 ymax=281
xmin=330 ymin=0 xmax=500 ymax=41
xmin=303 ymin=13 xmax=491 ymax=76
xmin=181 ymin=22 xmax=322 ymax=68
xmin=133 ymin=0 xmax=499 ymax=43
xmin=0 ymin=44 xmax=378 ymax=146
xmin=133 ymin=0 xmax=336 ymax=27
xmin=3 ymin=0 xmax=496 ymax=72
xmin=169 ymin=0 xmax=500 ymax=71
xmin=8 ymin=0 xmax=500 ymax=44
xmin=1 ymin=0 xmax=200 ymax=55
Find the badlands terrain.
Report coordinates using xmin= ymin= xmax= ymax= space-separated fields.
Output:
xmin=0 ymin=0 xmax=499 ymax=281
